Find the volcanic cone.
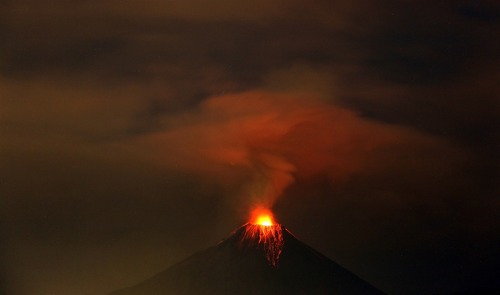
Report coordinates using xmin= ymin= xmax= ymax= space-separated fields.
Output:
xmin=110 ymin=223 xmax=385 ymax=295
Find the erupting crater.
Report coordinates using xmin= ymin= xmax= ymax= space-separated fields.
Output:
xmin=239 ymin=209 xmax=284 ymax=267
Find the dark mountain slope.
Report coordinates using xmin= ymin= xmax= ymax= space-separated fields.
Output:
xmin=110 ymin=224 xmax=385 ymax=295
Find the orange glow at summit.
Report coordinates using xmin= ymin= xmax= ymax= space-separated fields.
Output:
xmin=250 ymin=208 xmax=276 ymax=226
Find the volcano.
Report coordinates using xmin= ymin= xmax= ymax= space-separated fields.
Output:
xmin=109 ymin=222 xmax=385 ymax=295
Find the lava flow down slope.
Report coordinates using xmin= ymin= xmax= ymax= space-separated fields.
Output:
xmin=109 ymin=211 xmax=385 ymax=295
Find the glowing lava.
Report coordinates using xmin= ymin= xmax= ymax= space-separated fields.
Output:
xmin=251 ymin=208 xmax=275 ymax=226
xmin=240 ymin=209 xmax=284 ymax=267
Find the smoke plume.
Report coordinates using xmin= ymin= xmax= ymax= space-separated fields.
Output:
xmin=138 ymin=90 xmax=439 ymax=209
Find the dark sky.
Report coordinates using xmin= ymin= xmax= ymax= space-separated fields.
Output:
xmin=1 ymin=1 xmax=499 ymax=294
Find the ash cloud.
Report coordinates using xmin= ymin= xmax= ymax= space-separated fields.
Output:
xmin=135 ymin=90 xmax=459 ymax=211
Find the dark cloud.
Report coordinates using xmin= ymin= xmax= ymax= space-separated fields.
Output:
xmin=0 ymin=1 xmax=499 ymax=295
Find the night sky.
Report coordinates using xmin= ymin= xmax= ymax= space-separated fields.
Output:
xmin=1 ymin=1 xmax=499 ymax=295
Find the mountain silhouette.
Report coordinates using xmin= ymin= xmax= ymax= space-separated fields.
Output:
xmin=109 ymin=224 xmax=386 ymax=295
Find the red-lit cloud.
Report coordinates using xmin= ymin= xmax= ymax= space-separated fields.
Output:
xmin=137 ymin=90 xmax=447 ymax=209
